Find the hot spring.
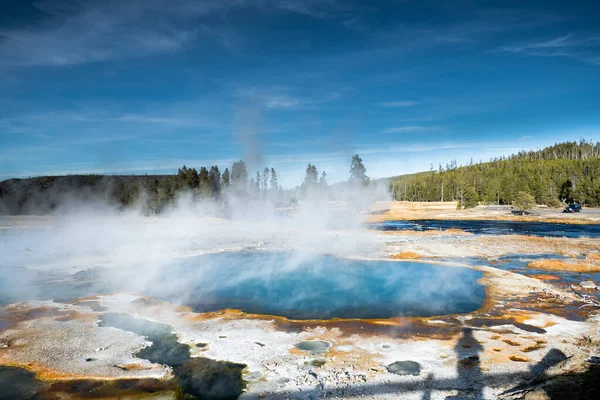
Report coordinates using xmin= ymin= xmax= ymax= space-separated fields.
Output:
xmin=1 ymin=252 xmax=486 ymax=319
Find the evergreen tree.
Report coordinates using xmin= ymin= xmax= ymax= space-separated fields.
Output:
xmin=177 ymin=165 xmax=199 ymax=189
xmin=349 ymin=154 xmax=368 ymax=184
xmin=560 ymin=180 xmax=574 ymax=203
xmin=222 ymin=168 xmax=231 ymax=187
xmin=270 ymin=168 xmax=278 ymax=192
xmin=263 ymin=167 xmax=269 ymax=197
xmin=463 ymin=186 xmax=478 ymax=209
xmin=302 ymin=164 xmax=318 ymax=195
xmin=319 ymin=171 xmax=328 ymax=187
xmin=209 ymin=166 xmax=222 ymax=197
xmin=255 ymin=171 xmax=261 ymax=197
xmin=231 ymin=161 xmax=248 ymax=197
xmin=198 ymin=167 xmax=212 ymax=197
xmin=514 ymin=191 xmax=536 ymax=214
xmin=231 ymin=161 xmax=248 ymax=187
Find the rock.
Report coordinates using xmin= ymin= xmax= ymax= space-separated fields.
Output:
xmin=524 ymin=389 xmax=550 ymax=400
xmin=386 ymin=360 xmax=421 ymax=376
xmin=579 ymin=280 xmax=597 ymax=289
xmin=501 ymin=354 xmax=600 ymax=400
xmin=543 ymin=354 xmax=589 ymax=378
xmin=305 ymin=359 xmax=326 ymax=368
xmin=588 ymin=356 xmax=600 ymax=364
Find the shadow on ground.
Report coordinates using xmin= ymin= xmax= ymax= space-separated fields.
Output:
xmin=1 ymin=328 xmax=598 ymax=400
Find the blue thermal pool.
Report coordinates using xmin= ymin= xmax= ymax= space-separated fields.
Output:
xmin=143 ymin=252 xmax=486 ymax=319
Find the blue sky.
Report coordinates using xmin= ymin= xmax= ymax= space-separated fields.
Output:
xmin=1 ymin=0 xmax=599 ymax=186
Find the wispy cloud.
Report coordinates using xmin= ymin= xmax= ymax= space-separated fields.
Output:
xmin=0 ymin=0 xmax=348 ymax=68
xmin=117 ymin=114 xmax=201 ymax=127
xmin=518 ymin=135 xmax=534 ymax=141
xmin=273 ymin=0 xmax=346 ymax=19
xmin=0 ymin=106 xmax=226 ymax=146
xmin=0 ymin=1 xmax=197 ymax=67
xmin=500 ymin=34 xmax=600 ymax=65
xmin=377 ymin=100 xmax=418 ymax=108
xmin=266 ymin=96 xmax=301 ymax=109
xmin=382 ymin=125 xmax=440 ymax=133
xmin=236 ymin=85 xmax=349 ymax=110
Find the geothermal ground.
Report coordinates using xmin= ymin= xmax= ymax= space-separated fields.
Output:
xmin=1 ymin=203 xmax=600 ymax=399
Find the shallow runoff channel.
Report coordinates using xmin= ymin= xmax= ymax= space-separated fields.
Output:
xmin=373 ymin=219 xmax=600 ymax=238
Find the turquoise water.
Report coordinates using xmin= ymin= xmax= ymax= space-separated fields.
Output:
xmin=144 ymin=252 xmax=486 ymax=319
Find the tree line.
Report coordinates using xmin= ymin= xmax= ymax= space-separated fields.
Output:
xmin=113 ymin=160 xmax=286 ymax=213
xmin=0 ymin=155 xmax=371 ymax=215
xmin=391 ymin=140 xmax=600 ymax=208
xmin=106 ymin=154 xmax=370 ymax=213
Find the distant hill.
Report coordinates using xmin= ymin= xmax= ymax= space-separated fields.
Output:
xmin=390 ymin=140 xmax=600 ymax=207
xmin=0 ymin=175 xmax=172 ymax=215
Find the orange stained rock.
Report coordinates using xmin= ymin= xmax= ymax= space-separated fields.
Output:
xmin=587 ymin=253 xmax=600 ymax=261
xmin=474 ymin=235 xmax=599 ymax=255
xmin=287 ymin=347 xmax=306 ymax=357
xmin=509 ymin=355 xmax=530 ymax=362
xmin=0 ymin=360 xmax=112 ymax=381
xmin=390 ymin=251 xmax=421 ymax=259
xmin=522 ymin=344 xmax=546 ymax=353
xmin=116 ymin=363 xmax=153 ymax=371
xmin=527 ymin=274 xmax=561 ymax=281
xmin=527 ymin=259 xmax=600 ymax=272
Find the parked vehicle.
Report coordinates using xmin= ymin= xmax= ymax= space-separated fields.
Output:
xmin=563 ymin=203 xmax=582 ymax=213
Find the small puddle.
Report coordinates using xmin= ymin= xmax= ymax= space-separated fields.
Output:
xmin=386 ymin=360 xmax=421 ymax=376
xmin=294 ymin=340 xmax=331 ymax=354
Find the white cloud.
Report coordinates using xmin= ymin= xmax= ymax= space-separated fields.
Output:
xmin=377 ymin=100 xmax=418 ymax=108
xmin=266 ymin=96 xmax=300 ymax=109
xmin=117 ymin=114 xmax=199 ymax=127
xmin=500 ymin=34 xmax=600 ymax=66
xmin=382 ymin=125 xmax=440 ymax=133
